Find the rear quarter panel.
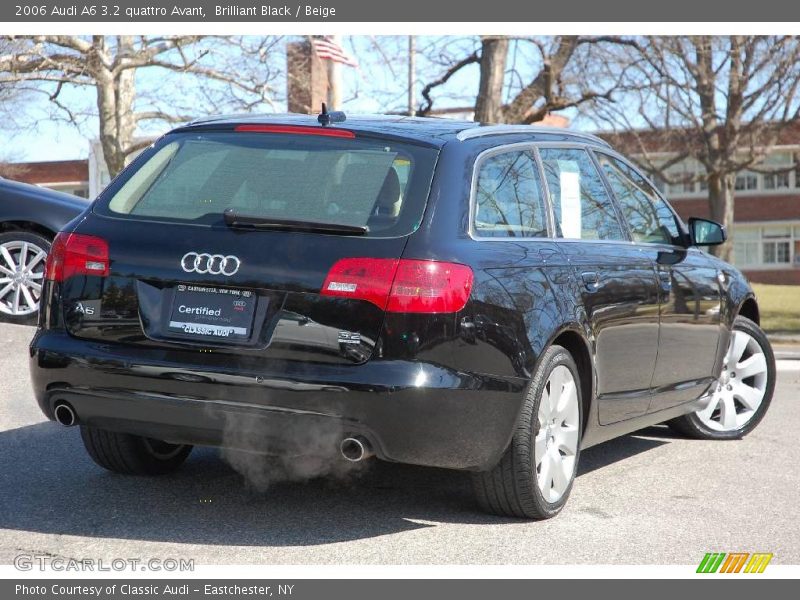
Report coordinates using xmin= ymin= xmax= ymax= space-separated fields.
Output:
xmin=400 ymin=139 xmax=587 ymax=388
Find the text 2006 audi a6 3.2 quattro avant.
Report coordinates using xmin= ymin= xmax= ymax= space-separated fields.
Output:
xmin=30 ymin=111 xmax=776 ymax=519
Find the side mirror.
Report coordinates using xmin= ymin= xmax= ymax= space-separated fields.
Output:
xmin=688 ymin=217 xmax=726 ymax=246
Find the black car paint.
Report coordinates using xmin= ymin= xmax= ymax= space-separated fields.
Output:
xmin=0 ymin=178 xmax=90 ymax=235
xmin=29 ymin=116 xmax=758 ymax=471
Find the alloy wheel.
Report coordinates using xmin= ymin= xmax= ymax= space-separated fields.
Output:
xmin=695 ymin=330 xmax=769 ymax=432
xmin=535 ymin=365 xmax=580 ymax=503
xmin=0 ymin=240 xmax=47 ymax=316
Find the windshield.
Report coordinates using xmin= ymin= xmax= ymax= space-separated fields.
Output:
xmin=96 ymin=131 xmax=439 ymax=237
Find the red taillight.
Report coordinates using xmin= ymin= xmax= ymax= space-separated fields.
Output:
xmin=321 ymin=258 xmax=473 ymax=314
xmin=234 ymin=124 xmax=355 ymax=138
xmin=45 ymin=233 xmax=109 ymax=282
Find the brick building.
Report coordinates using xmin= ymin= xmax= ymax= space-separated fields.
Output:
xmin=604 ymin=124 xmax=800 ymax=285
xmin=0 ymin=159 xmax=90 ymax=198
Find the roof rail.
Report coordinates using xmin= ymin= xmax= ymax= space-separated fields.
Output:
xmin=186 ymin=113 xmax=250 ymax=126
xmin=456 ymin=125 xmax=610 ymax=147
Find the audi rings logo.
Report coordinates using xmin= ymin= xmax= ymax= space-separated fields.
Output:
xmin=181 ymin=253 xmax=241 ymax=276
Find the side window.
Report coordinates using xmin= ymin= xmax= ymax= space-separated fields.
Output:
xmin=474 ymin=150 xmax=548 ymax=238
xmin=597 ymin=153 xmax=682 ymax=245
xmin=538 ymin=147 xmax=625 ymax=241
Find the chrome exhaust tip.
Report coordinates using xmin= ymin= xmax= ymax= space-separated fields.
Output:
xmin=53 ymin=402 xmax=76 ymax=427
xmin=340 ymin=436 xmax=374 ymax=462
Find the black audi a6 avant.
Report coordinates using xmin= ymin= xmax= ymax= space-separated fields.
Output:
xmin=30 ymin=113 xmax=776 ymax=519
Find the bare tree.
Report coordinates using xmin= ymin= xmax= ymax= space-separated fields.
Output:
xmin=418 ymin=36 xmax=635 ymax=124
xmin=474 ymin=36 xmax=508 ymax=122
xmin=0 ymin=35 xmax=282 ymax=177
xmin=596 ymin=36 xmax=800 ymax=261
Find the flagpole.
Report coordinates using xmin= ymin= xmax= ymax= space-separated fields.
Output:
xmin=408 ymin=36 xmax=416 ymax=116
xmin=327 ymin=35 xmax=343 ymax=110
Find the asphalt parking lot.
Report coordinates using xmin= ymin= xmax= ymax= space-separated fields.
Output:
xmin=1 ymin=321 xmax=798 ymax=565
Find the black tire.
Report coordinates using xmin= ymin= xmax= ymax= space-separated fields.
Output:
xmin=472 ymin=345 xmax=583 ymax=519
xmin=80 ymin=426 xmax=193 ymax=475
xmin=0 ymin=230 xmax=51 ymax=324
xmin=667 ymin=316 xmax=775 ymax=440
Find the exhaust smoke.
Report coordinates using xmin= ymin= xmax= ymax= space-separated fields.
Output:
xmin=217 ymin=409 xmax=369 ymax=492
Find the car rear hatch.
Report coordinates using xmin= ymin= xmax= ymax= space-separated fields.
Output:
xmin=50 ymin=124 xmax=442 ymax=366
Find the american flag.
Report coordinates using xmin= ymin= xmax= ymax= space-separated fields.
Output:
xmin=311 ymin=36 xmax=359 ymax=68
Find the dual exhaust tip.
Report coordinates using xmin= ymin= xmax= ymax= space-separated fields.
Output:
xmin=339 ymin=436 xmax=374 ymax=462
xmin=53 ymin=402 xmax=76 ymax=427
xmin=54 ymin=402 xmax=373 ymax=463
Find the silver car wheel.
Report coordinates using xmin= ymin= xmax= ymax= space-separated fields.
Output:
xmin=535 ymin=365 xmax=580 ymax=503
xmin=695 ymin=330 xmax=769 ymax=432
xmin=0 ymin=240 xmax=47 ymax=316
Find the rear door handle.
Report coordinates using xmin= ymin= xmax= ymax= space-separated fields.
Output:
xmin=581 ymin=271 xmax=600 ymax=291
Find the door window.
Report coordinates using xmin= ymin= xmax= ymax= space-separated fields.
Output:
xmin=473 ymin=150 xmax=548 ymax=238
xmin=538 ymin=147 xmax=625 ymax=241
xmin=597 ymin=153 xmax=682 ymax=245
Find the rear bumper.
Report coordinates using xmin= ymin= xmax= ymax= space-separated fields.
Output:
xmin=29 ymin=330 xmax=527 ymax=470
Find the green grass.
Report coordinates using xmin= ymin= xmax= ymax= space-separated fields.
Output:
xmin=751 ymin=284 xmax=800 ymax=334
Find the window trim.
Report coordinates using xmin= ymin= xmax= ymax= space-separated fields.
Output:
xmin=467 ymin=141 xmax=694 ymax=248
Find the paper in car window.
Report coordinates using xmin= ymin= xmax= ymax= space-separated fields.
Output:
xmin=557 ymin=160 xmax=582 ymax=239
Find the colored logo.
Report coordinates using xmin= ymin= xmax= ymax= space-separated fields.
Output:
xmin=697 ymin=552 xmax=773 ymax=573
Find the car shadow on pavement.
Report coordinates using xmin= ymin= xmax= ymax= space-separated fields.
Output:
xmin=0 ymin=421 xmax=673 ymax=546
xmin=577 ymin=429 xmax=671 ymax=476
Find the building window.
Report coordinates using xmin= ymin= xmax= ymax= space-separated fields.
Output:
xmin=763 ymin=151 xmax=793 ymax=191
xmin=763 ymin=241 xmax=791 ymax=264
xmin=733 ymin=229 xmax=760 ymax=267
xmin=763 ymin=172 xmax=790 ymax=190
xmin=762 ymin=226 xmax=792 ymax=265
xmin=735 ymin=172 xmax=758 ymax=191
xmin=733 ymin=225 xmax=798 ymax=269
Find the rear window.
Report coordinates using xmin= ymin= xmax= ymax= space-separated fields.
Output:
xmin=96 ymin=131 xmax=438 ymax=237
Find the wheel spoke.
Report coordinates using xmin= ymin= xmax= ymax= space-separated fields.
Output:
xmin=534 ymin=430 xmax=547 ymax=464
xmin=26 ymin=250 xmax=47 ymax=270
xmin=0 ymin=264 xmax=13 ymax=277
xmin=548 ymin=367 xmax=566 ymax=415
xmin=550 ymin=450 xmax=569 ymax=495
xmin=733 ymin=381 xmax=763 ymax=411
xmin=539 ymin=388 xmax=551 ymax=421
xmin=557 ymin=426 xmax=579 ymax=456
xmin=18 ymin=243 xmax=28 ymax=271
xmin=28 ymin=280 xmax=42 ymax=293
xmin=0 ymin=282 xmax=14 ymax=301
xmin=556 ymin=379 xmax=577 ymax=418
xmin=697 ymin=393 xmax=720 ymax=421
xmin=728 ymin=331 xmax=749 ymax=365
xmin=20 ymin=285 xmax=36 ymax=311
xmin=538 ymin=449 xmax=554 ymax=494
xmin=736 ymin=353 xmax=767 ymax=380
xmin=12 ymin=286 xmax=21 ymax=313
xmin=0 ymin=246 xmax=16 ymax=271
xmin=720 ymin=396 xmax=738 ymax=429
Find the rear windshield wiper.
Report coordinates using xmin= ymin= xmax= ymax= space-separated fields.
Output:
xmin=223 ymin=208 xmax=368 ymax=236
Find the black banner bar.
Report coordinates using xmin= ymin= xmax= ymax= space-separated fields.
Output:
xmin=2 ymin=0 xmax=800 ymax=22
xmin=3 ymin=579 xmax=797 ymax=600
